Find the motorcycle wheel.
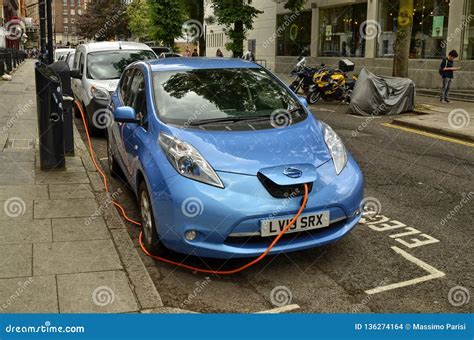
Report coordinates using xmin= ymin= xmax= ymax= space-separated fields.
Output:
xmin=307 ymin=91 xmax=322 ymax=104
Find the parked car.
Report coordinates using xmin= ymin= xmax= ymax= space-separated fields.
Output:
xmin=70 ymin=41 xmax=156 ymax=134
xmin=150 ymin=46 xmax=171 ymax=56
xmin=107 ymin=58 xmax=364 ymax=259
xmin=64 ymin=50 xmax=75 ymax=70
xmin=158 ymin=52 xmax=182 ymax=59
xmin=54 ymin=48 xmax=75 ymax=62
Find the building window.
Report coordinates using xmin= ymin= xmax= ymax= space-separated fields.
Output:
xmin=63 ymin=18 xmax=68 ymax=24
xmin=377 ymin=0 xmax=450 ymax=59
xmin=70 ymin=9 xmax=75 ymax=15
xmin=64 ymin=27 xmax=68 ymax=33
xmin=463 ymin=0 xmax=474 ymax=59
xmin=319 ymin=4 xmax=367 ymax=58
xmin=206 ymin=32 xmax=224 ymax=47
xmin=276 ymin=11 xmax=311 ymax=56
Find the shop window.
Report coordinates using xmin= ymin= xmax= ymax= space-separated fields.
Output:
xmin=377 ymin=0 xmax=450 ymax=59
xmin=463 ymin=0 xmax=474 ymax=59
xmin=276 ymin=11 xmax=312 ymax=56
xmin=319 ymin=4 xmax=367 ymax=58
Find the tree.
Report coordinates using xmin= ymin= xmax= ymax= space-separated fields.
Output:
xmin=183 ymin=0 xmax=206 ymax=56
xmin=392 ymin=0 xmax=414 ymax=77
xmin=77 ymin=0 xmax=129 ymax=41
xmin=148 ymin=0 xmax=186 ymax=48
xmin=210 ymin=0 xmax=263 ymax=58
xmin=127 ymin=0 xmax=153 ymax=41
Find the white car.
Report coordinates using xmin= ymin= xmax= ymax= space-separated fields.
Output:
xmin=54 ymin=48 xmax=75 ymax=62
xmin=70 ymin=41 xmax=156 ymax=134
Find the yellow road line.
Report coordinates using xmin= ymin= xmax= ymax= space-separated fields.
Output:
xmin=381 ymin=123 xmax=474 ymax=148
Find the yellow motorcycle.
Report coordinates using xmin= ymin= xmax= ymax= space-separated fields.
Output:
xmin=306 ymin=60 xmax=357 ymax=105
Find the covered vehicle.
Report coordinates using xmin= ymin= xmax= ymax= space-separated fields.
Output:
xmin=350 ymin=68 xmax=415 ymax=116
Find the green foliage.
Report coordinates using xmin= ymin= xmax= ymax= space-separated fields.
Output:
xmin=127 ymin=0 xmax=153 ymax=40
xmin=210 ymin=0 xmax=262 ymax=57
xmin=283 ymin=0 xmax=307 ymax=11
xmin=148 ymin=0 xmax=186 ymax=47
xmin=77 ymin=0 xmax=129 ymax=41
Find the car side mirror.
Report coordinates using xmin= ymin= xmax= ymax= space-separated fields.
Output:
xmin=70 ymin=69 xmax=81 ymax=79
xmin=114 ymin=106 xmax=140 ymax=123
xmin=298 ymin=96 xmax=309 ymax=108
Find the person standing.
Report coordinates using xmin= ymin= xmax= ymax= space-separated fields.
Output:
xmin=192 ymin=49 xmax=199 ymax=57
xmin=216 ymin=49 xmax=224 ymax=57
xmin=439 ymin=50 xmax=460 ymax=103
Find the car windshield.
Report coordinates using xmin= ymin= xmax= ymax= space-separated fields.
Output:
xmin=152 ymin=68 xmax=305 ymax=126
xmin=87 ymin=50 xmax=156 ymax=80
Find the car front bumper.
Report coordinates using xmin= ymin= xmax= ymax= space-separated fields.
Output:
xmin=147 ymin=156 xmax=364 ymax=259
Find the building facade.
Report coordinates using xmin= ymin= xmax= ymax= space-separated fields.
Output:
xmin=205 ymin=0 xmax=474 ymax=89
xmin=52 ymin=0 xmax=84 ymax=46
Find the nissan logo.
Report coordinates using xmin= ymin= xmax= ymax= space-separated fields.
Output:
xmin=283 ymin=167 xmax=303 ymax=178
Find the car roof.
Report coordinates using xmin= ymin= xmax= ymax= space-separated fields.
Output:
xmin=147 ymin=57 xmax=260 ymax=71
xmin=78 ymin=41 xmax=154 ymax=53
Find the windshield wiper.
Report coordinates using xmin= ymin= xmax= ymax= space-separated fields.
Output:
xmin=189 ymin=115 xmax=272 ymax=126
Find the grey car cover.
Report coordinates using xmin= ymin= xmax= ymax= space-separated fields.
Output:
xmin=350 ymin=68 xmax=415 ymax=116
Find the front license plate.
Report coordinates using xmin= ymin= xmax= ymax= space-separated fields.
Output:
xmin=260 ymin=211 xmax=330 ymax=237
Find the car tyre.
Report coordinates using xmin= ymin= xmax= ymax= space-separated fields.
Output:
xmin=138 ymin=182 xmax=167 ymax=256
xmin=106 ymin=132 xmax=121 ymax=178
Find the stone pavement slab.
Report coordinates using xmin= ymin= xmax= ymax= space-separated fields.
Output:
xmin=0 ymin=172 xmax=35 ymax=186
xmin=0 ymin=244 xmax=32 ymax=278
xmin=48 ymin=183 xmax=95 ymax=199
xmin=0 ymin=184 xmax=48 ymax=200
xmin=52 ymin=217 xmax=110 ymax=242
xmin=34 ymin=198 xmax=99 ymax=219
xmin=0 ymin=219 xmax=51 ymax=245
xmin=33 ymin=239 xmax=122 ymax=275
xmin=0 ymin=199 xmax=33 ymax=220
xmin=35 ymin=171 xmax=90 ymax=185
xmin=0 ymin=276 xmax=58 ymax=313
xmin=57 ymin=270 xmax=139 ymax=313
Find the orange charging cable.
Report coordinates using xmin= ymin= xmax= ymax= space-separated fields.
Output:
xmin=74 ymin=100 xmax=309 ymax=275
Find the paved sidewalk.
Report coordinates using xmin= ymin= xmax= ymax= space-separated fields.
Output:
xmin=0 ymin=60 xmax=163 ymax=313
xmin=393 ymin=96 xmax=474 ymax=142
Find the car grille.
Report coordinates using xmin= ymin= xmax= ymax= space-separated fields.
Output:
xmin=257 ymin=172 xmax=313 ymax=198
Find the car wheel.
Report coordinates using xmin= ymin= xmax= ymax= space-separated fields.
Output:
xmin=138 ymin=182 xmax=167 ymax=256
xmin=307 ymin=91 xmax=321 ymax=104
xmin=106 ymin=132 xmax=121 ymax=178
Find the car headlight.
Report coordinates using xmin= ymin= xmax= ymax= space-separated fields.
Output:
xmin=159 ymin=133 xmax=224 ymax=188
xmin=90 ymin=85 xmax=110 ymax=100
xmin=321 ymin=122 xmax=347 ymax=175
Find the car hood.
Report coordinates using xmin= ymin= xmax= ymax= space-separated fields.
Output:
xmin=88 ymin=79 xmax=120 ymax=93
xmin=166 ymin=118 xmax=331 ymax=176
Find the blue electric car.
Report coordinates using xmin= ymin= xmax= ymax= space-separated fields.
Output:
xmin=107 ymin=58 xmax=364 ymax=259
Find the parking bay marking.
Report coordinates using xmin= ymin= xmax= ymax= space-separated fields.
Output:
xmin=255 ymin=304 xmax=301 ymax=314
xmin=360 ymin=214 xmax=445 ymax=295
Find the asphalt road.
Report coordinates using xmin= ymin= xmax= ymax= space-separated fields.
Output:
xmin=75 ymin=101 xmax=473 ymax=313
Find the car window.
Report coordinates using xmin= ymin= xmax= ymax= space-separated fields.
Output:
xmin=86 ymin=50 xmax=156 ymax=80
xmin=128 ymin=71 xmax=147 ymax=127
xmin=152 ymin=68 xmax=305 ymax=126
xmin=78 ymin=53 xmax=84 ymax=75
xmin=120 ymin=69 xmax=135 ymax=105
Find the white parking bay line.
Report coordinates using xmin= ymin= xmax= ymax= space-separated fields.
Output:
xmin=365 ymin=246 xmax=445 ymax=295
xmin=255 ymin=304 xmax=301 ymax=314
